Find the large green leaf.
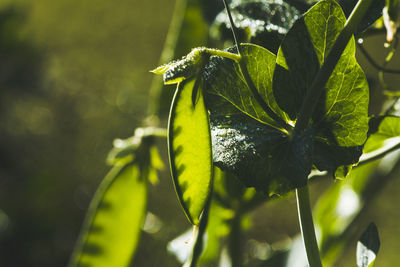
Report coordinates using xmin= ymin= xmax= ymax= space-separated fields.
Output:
xmin=274 ymin=0 xmax=369 ymax=147
xmin=204 ymin=43 xmax=290 ymax=131
xmin=168 ymin=79 xmax=213 ymax=225
xmin=69 ymin=163 xmax=147 ymax=267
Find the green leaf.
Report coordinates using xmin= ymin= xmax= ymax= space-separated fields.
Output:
xmin=69 ymin=163 xmax=147 ymax=267
xmin=357 ymin=223 xmax=380 ymax=267
xmin=274 ymin=0 xmax=369 ymax=148
xmin=204 ymin=43 xmax=290 ymax=131
xmin=364 ymin=116 xmax=400 ymax=153
xmin=210 ymin=113 xmax=311 ymax=195
xmin=168 ymin=79 xmax=213 ymax=225
xmin=312 ymin=141 xmax=362 ymax=178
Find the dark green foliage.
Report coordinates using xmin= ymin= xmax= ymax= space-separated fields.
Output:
xmin=196 ymin=0 xmax=369 ymax=194
xmin=210 ymin=0 xmax=302 ymax=52
xmin=275 ymin=0 xmax=369 ymax=177
xmin=210 ymin=113 xmax=310 ymax=195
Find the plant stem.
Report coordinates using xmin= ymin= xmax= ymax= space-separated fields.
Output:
xmin=147 ymin=0 xmax=187 ymax=120
xmin=294 ymin=0 xmax=374 ymax=135
xmin=357 ymin=41 xmax=400 ymax=74
xmin=185 ymin=196 xmax=211 ymax=267
xmin=228 ymin=212 xmax=243 ymax=267
xmin=222 ymin=0 xmax=241 ymax=54
xmin=205 ymin=48 xmax=242 ymax=62
xmin=296 ymin=186 xmax=322 ymax=267
xmin=136 ymin=126 xmax=167 ymax=138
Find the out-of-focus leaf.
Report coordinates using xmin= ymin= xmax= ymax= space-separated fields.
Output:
xmin=364 ymin=116 xmax=400 ymax=153
xmin=210 ymin=0 xmax=302 ymax=52
xmin=69 ymin=163 xmax=147 ymax=267
xmin=204 ymin=43 xmax=290 ymax=130
xmin=314 ymin=160 xmax=380 ymax=266
xmin=357 ymin=223 xmax=380 ymax=267
xmin=106 ymin=136 xmax=140 ymax=165
xmin=168 ymin=79 xmax=213 ymax=225
xmin=148 ymin=145 xmax=164 ymax=186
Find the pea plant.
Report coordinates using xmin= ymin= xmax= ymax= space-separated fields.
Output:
xmin=68 ymin=0 xmax=400 ymax=266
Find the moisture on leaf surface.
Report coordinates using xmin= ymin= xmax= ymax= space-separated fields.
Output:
xmin=210 ymin=0 xmax=303 ymax=52
xmin=210 ymin=113 xmax=311 ymax=195
xmin=168 ymin=79 xmax=213 ymax=225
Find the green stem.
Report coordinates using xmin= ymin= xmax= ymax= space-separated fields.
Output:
xmin=294 ymin=0 xmax=374 ymax=134
xmin=185 ymin=196 xmax=211 ymax=267
xmin=228 ymin=212 xmax=243 ymax=267
xmin=222 ymin=0 xmax=241 ymax=54
xmin=296 ymin=186 xmax=322 ymax=267
xmin=205 ymin=48 xmax=242 ymax=62
xmin=357 ymin=41 xmax=400 ymax=74
xmin=147 ymin=0 xmax=187 ymax=120
xmin=136 ymin=126 xmax=167 ymax=138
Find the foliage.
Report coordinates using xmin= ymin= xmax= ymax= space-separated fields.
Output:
xmin=3 ymin=0 xmax=400 ymax=266
xmin=69 ymin=0 xmax=399 ymax=266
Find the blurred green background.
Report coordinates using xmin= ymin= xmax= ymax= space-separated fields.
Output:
xmin=1 ymin=0 xmax=400 ymax=266
xmin=0 ymin=0 xmax=179 ymax=265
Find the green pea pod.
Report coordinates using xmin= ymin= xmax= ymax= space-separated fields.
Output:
xmin=168 ymin=78 xmax=213 ymax=225
xmin=69 ymin=163 xmax=147 ymax=267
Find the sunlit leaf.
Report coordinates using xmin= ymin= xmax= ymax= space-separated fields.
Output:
xmin=273 ymin=0 xmax=368 ymax=176
xmin=357 ymin=223 xmax=380 ymax=267
xmin=275 ymin=0 xmax=369 ymax=146
xmin=168 ymin=79 xmax=213 ymax=225
xmin=69 ymin=164 xmax=147 ymax=267
xmin=204 ymin=43 xmax=290 ymax=130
